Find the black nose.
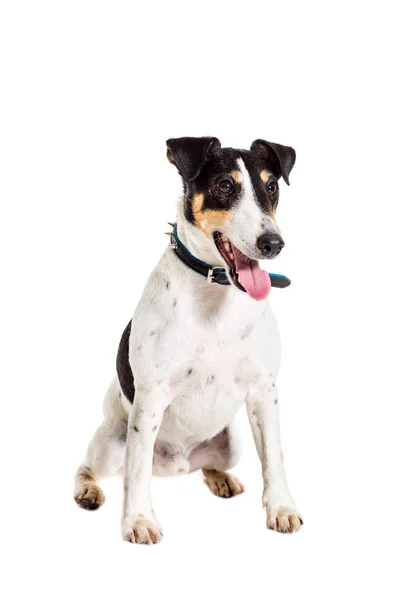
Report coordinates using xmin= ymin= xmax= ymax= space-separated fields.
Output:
xmin=257 ymin=233 xmax=285 ymax=258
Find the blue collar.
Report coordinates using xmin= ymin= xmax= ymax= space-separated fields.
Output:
xmin=170 ymin=223 xmax=291 ymax=289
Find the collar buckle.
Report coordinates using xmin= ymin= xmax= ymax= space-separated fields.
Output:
xmin=207 ymin=267 xmax=220 ymax=284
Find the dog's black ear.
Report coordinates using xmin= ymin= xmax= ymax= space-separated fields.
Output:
xmin=166 ymin=137 xmax=221 ymax=181
xmin=251 ymin=139 xmax=296 ymax=185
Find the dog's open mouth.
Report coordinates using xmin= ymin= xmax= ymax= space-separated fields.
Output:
xmin=213 ymin=232 xmax=271 ymax=301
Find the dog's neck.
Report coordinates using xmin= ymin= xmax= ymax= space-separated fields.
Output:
xmin=175 ymin=202 xmax=224 ymax=269
xmin=167 ymin=201 xmax=236 ymax=316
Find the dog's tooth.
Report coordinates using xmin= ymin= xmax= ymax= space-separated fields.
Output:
xmin=224 ymin=242 xmax=230 ymax=251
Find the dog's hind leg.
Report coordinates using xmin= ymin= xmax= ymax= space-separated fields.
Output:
xmin=74 ymin=377 xmax=127 ymax=510
xmin=189 ymin=420 xmax=245 ymax=498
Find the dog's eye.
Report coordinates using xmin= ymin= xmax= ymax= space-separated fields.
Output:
xmin=267 ymin=182 xmax=278 ymax=194
xmin=218 ymin=179 xmax=233 ymax=194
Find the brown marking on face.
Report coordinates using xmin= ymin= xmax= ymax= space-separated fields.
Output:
xmin=270 ymin=213 xmax=282 ymax=236
xmin=138 ymin=512 xmax=145 ymax=518
xmin=269 ymin=206 xmax=278 ymax=219
xmin=260 ymin=169 xmax=279 ymax=220
xmin=260 ymin=169 xmax=271 ymax=183
xmin=192 ymin=192 xmax=205 ymax=217
xmin=231 ymin=170 xmax=243 ymax=183
xmin=192 ymin=192 xmax=232 ymax=234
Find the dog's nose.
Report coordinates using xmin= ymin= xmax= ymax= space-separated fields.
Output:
xmin=257 ymin=233 xmax=285 ymax=258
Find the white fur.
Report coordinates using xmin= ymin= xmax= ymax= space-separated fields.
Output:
xmin=75 ymin=159 xmax=302 ymax=542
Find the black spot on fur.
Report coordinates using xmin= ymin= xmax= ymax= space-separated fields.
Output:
xmin=116 ymin=320 xmax=135 ymax=404
xmin=152 ymin=413 xmax=156 ymax=418
xmin=150 ymin=330 xmax=156 ymax=336
xmin=166 ymin=281 xmax=170 ymax=289
xmin=173 ymin=298 xmax=178 ymax=307
xmin=152 ymin=425 xmax=157 ymax=432
xmin=133 ymin=425 xmax=139 ymax=432
xmin=274 ymin=398 xmax=278 ymax=404
xmin=187 ymin=368 xmax=193 ymax=376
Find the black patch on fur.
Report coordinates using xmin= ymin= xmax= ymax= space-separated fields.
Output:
xmin=166 ymin=139 xmax=295 ymax=223
xmin=116 ymin=320 xmax=135 ymax=404
xmin=152 ymin=425 xmax=157 ymax=432
xmin=133 ymin=425 xmax=139 ymax=432
xmin=185 ymin=147 xmax=243 ymax=221
xmin=166 ymin=136 xmax=221 ymax=180
xmin=251 ymin=139 xmax=296 ymax=186
xmin=274 ymin=398 xmax=278 ymax=404
xmin=187 ymin=368 xmax=193 ymax=376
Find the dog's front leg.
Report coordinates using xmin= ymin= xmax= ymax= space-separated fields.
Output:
xmin=246 ymin=385 xmax=303 ymax=534
xmin=122 ymin=390 xmax=167 ymax=544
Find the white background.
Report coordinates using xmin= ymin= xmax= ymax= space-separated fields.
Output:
xmin=1 ymin=1 xmax=399 ymax=598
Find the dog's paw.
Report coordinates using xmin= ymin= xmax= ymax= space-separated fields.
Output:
xmin=267 ymin=505 xmax=303 ymax=533
xmin=74 ymin=485 xmax=105 ymax=510
xmin=122 ymin=515 xmax=163 ymax=544
xmin=203 ymin=469 xmax=245 ymax=498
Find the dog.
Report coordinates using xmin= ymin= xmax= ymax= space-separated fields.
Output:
xmin=74 ymin=136 xmax=303 ymax=543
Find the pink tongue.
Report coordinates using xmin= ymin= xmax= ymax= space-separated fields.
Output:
xmin=232 ymin=245 xmax=271 ymax=301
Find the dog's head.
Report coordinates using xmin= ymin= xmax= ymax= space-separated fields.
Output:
xmin=166 ymin=136 xmax=295 ymax=301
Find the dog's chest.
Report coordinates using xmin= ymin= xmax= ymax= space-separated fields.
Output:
xmin=157 ymin=313 xmax=268 ymax=443
xmin=132 ymin=267 xmax=280 ymax=443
